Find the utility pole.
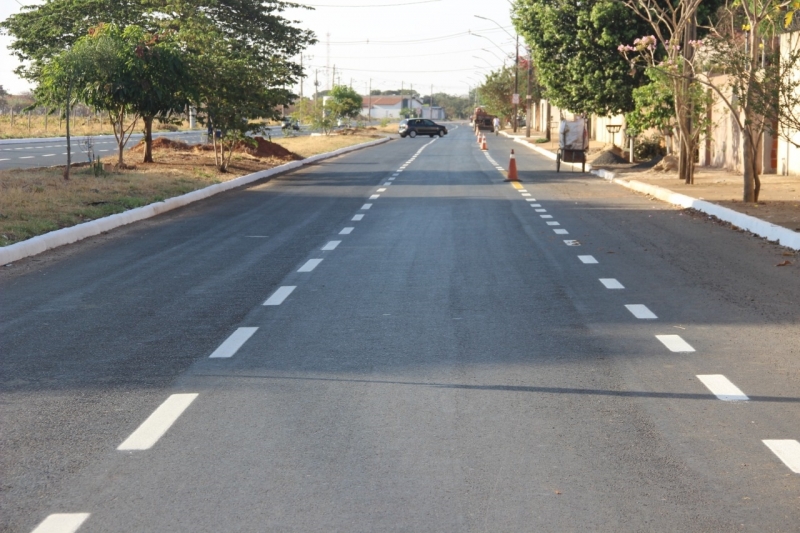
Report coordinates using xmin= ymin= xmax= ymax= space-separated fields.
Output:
xmin=514 ymin=33 xmax=519 ymax=133
xmin=430 ymin=84 xmax=433 ymax=119
xmin=368 ymin=78 xmax=372 ymax=125
xmin=332 ymin=65 xmax=336 ymax=89
xmin=300 ymin=54 xmax=304 ymax=100
xmin=526 ymin=47 xmax=532 ymax=138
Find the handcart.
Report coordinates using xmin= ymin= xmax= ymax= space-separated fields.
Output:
xmin=556 ymin=118 xmax=588 ymax=172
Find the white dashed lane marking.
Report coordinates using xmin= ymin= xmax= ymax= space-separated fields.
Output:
xmin=298 ymin=259 xmax=323 ymax=272
xmin=369 ymin=194 xmax=380 ymax=200
xmin=696 ymin=375 xmax=749 ymax=401
xmin=530 ymin=203 xmax=541 ymax=207
xmin=521 ymin=193 xmax=531 ymax=197
xmin=578 ymin=255 xmax=598 ymax=264
xmin=30 ymin=513 xmax=90 ymax=533
xmin=546 ymin=221 xmax=560 ymax=226
xmin=656 ymin=335 xmax=695 ymax=352
xmin=763 ymin=440 xmax=800 ymax=473
xmin=554 ymin=229 xmax=569 ymax=235
xmin=526 ymin=199 xmax=537 ymax=202
xmin=599 ymin=278 xmax=624 ymax=289
xmin=563 ymin=240 xmax=580 ymax=246
xmin=352 ymin=214 xmax=364 ymax=221
xmin=340 ymin=227 xmax=354 ymax=235
xmin=209 ymin=327 xmax=258 ymax=359
xmin=625 ymin=304 xmax=657 ymax=319
xmin=540 ymin=215 xmax=553 ymax=219
xmin=263 ymin=286 xmax=296 ymax=306
xmin=322 ymin=241 xmax=341 ymax=251
xmin=535 ymin=209 xmax=547 ymax=213
xmin=361 ymin=203 xmax=372 ymax=210
xmin=377 ymin=188 xmax=387 ymax=192
xmin=117 ymin=393 xmax=198 ymax=451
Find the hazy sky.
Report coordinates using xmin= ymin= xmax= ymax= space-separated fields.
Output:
xmin=1 ymin=0 xmax=518 ymax=97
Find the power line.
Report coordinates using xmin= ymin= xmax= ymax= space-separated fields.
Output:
xmin=326 ymin=26 xmax=513 ymax=45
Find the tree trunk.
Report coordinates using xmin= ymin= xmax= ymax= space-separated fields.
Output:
xmin=143 ymin=116 xmax=154 ymax=163
xmin=63 ymin=89 xmax=71 ymax=180
xmin=116 ymin=112 xmax=125 ymax=167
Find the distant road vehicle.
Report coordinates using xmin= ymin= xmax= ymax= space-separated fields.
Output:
xmin=399 ymin=118 xmax=448 ymax=138
xmin=471 ymin=107 xmax=496 ymax=132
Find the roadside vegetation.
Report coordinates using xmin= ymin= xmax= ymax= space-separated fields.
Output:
xmin=472 ymin=0 xmax=800 ymax=203
xmin=0 ymin=134 xmax=380 ymax=246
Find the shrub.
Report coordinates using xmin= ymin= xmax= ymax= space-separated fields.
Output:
xmin=634 ymin=133 xmax=666 ymax=160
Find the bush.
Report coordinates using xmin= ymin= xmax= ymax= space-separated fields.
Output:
xmin=379 ymin=118 xmax=390 ymax=127
xmin=634 ymin=133 xmax=666 ymax=160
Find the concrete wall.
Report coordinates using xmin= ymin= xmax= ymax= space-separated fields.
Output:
xmin=777 ymin=31 xmax=800 ymax=175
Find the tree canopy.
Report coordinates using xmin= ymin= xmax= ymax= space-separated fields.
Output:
xmin=513 ymin=0 xmax=652 ymax=116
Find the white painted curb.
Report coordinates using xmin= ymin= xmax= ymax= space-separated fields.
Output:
xmin=592 ymin=169 xmax=800 ymax=251
xmin=0 ymin=137 xmax=390 ymax=264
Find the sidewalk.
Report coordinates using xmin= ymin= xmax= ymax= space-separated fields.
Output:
xmin=499 ymin=130 xmax=800 ymax=251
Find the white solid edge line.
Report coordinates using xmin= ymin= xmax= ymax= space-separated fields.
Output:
xmin=763 ymin=440 xmax=800 ymax=473
xmin=554 ymin=229 xmax=569 ymax=235
xmin=117 ymin=393 xmax=198 ymax=451
xmin=31 ymin=513 xmax=91 ymax=533
xmin=340 ymin=227 xmax=354 ymax=235
xmin=298 ymin=258 xmax=323 ymax=272
xmin=625 ymin=304 xmax=658 ymax=319
xmin=696 ymin=375 xmax=749 ymax=401
xmin=209 ymin=327 xmax=258 ymax=359
xmin=352 ymin=214 xmax=364 ymax=221
xmin=599 ymin=278 xmax=624 ymax=289
xmin=361 ymin=203 xmax=372 ymax=210
xmin=578 ymin=255 xmax=598 ymax=264
xmin=322 ymin=240 xmax=341 ymax=251
xmin=263 ymin=286 xmax=296 ymax=306
xmin=655 ymin=334 xmax=695 ymax=352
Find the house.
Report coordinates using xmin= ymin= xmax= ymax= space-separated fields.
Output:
xmin=421 ymin=106 xmax=446 ymax=120
xmin=360 ymin=95 xmax=423 ymax=120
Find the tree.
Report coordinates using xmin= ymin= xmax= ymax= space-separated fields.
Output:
xmin=34 ymin=40 xmax=100 ymax=179
xmin=0 ymin=0 xmax=146 ymax=81
xmin=619 ymin=0 xmax=726 ymax=185
xmin=0 ymin=85 xmax=8 ymax=109
xmin=478 ymin=66 xmax=523 ymax=121
xmin=513 ymin=0 xmax=651 ymax=116
xmin=686 ymin=1 xmax=800 ymax=202
xmin=625 ymin=68 xmax=677 ymax=143
xmin=325 ymin=84 xmax=363 ymax=125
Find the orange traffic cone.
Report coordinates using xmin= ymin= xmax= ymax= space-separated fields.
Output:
xmin=505 ymin=149 xmax=519 ymax=182
xmin=481 ymin=135 xmax=488 ymax=151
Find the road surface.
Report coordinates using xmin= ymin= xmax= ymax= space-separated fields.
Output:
xmin=1 ymin=124 xmax=799 ymax=532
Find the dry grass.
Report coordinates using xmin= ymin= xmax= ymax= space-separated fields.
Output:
xmin=274 ymin=134 xmax=383 ymax=158
xmin=0 ymin=114 xmax=200 ymax=139
xmin=0 ymin=134 xmax=382 ymax=246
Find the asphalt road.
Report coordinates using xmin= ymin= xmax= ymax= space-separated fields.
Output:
xmin=0 ymin=127 xmax=302 ymax=171
xmin=1 ymin=124 xmax=799 ymax=532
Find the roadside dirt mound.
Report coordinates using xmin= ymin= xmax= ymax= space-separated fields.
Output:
xmin=589 ymin=149 xmax=628 ymax=165
xmin=130 ymin=137 xmax=192 ymax=153
xmin=248 ymin=137 xmax=302 ymax=160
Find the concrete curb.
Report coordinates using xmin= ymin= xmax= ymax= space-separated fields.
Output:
xmin=503 ymin=131 xmax=800 ymax=251
xmin=0 ymin=136 xmax=391 ymax=264
xmin=592 ymin=168 xmax=800 ymax=251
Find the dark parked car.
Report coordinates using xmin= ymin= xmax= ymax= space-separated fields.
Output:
xmin=399 ymin=118 xmax=447 ymax=138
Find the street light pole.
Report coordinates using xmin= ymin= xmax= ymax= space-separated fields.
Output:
xmin=514 ymin=33 xmax=519 ymax=133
